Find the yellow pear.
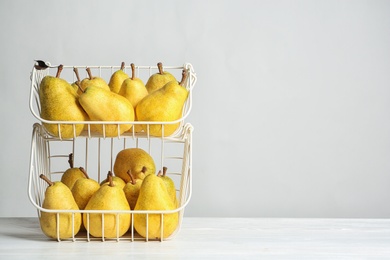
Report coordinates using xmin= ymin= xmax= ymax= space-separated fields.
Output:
xmin=118 ymin=63 xmax=148 ymax=133
xmin=136 ymin=70 xmax=189 ymax=137
xmin=133 ymin=173 xmax=179 ymax=239
xmin=123 ymin=170 xmax=143 ymax=210
xmin=71 ymin=167 xmax=100 ymax=210
xmin=78 ymin=85 xmax=134 ymax=137
xmin=61 ymin=153 xmax=86 ymax=190
xmin=108 ymin=62 xmax=129 ymax=93
xmin=145 ymin=62 xmax=176 ymax=93
xmin=39 ymin=65 xmax=88 ymax=138
xmin=113 ymin=148 xmax=155 ymax=182
xmin=83 ymin=173 xmax=131 ymax=238
xmin=119 ymin=63 xmax=148 ymax=107
xmin=158 ymin=167 xmax=178 ymax=206
xmin=39 ymin=174 xmax=82 ymax=239
xmin=79 ymin=67 xmax=110 ymax=94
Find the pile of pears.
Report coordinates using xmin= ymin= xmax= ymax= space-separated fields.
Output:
xmin=39 ymin=148 xmax=179 ymax=240
xmin=38 ymin=62 xmax=189 ymax=138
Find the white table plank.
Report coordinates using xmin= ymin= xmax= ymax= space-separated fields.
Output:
xmin=0 ymin=218 xmax=389 ymax=259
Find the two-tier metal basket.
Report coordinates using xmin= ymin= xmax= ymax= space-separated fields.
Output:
xmin=28 ymin=61 xmax=197 ymax=241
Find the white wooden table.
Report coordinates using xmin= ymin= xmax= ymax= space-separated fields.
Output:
xmin=1 ymin=217 xmax=389 ymax=259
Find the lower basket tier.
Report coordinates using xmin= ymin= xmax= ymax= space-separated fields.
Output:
xmin=28 ymin=123 xmax=193 ymax=241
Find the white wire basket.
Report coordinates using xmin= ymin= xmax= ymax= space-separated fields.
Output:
xmin=29 ymin=61 xmax=197 ymax=139
xmin=28 ymin=61 xmax=196 ymax=242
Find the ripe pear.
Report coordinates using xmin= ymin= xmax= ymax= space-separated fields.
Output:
xmin=136 ymin=70 xmax=189 ymax=137
xmin=133 ymin=173 xmax=179 ymax=239
xmin=145 ymin=62 xmax=176 ymax=93
xmin=78 ymin=85 xmax=135 ymax=137
xmin=39 ymin=174 xmax=82 ymax=239
xmin=119 ymin=63 xmax=148 ymax=108
xmin=118 ymin=63 xmax=148 ymax=133
xmin=79 ymin=67 xmax=110 ymax=94
xmin=71 ymin=167 xmax=100 ymax=210
xmin=83 ymin=173 xmax=131 ymax=238
xmin=123 ymin=170 xmax=143 ymax=210
xmin=100 ymin=171 xmax=126 ymax=189
xmin=61 ymin=153 xmax=86 ymax=190
xmin=39 ymin=65 xmax=88 ymax=138
xmin=113 ymin=148 xmax=155 ymax=182
xmin=158 ymin=167 xmax=178 ymax=206
xmin=108 ymin=62 xmax=129 ymax=93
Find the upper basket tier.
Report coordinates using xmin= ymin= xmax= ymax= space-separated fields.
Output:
xmin=29 ymin=61 xmax=197 ymax=139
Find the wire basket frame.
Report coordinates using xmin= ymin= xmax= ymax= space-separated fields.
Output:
xmin=29 ymin=62 xmax=197 ymax=139
xmin=28 ymin=61 xmax=196 ymax=241
xmin=28 ymin=123 xmax=193 ymax=242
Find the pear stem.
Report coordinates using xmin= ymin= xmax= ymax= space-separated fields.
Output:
xmin=157 ymin=170 xmax=162 ymax=177
xmin=163 ymin=166 xmax=168 ymax=177
xmin=68 ymin=153 xmax=74 ymax=168
xmin=86 ymin=67 xmax=93 ymax=80
xmin=141 ymin=166 xmax=147 ymax=173
xmin=127 ymin=170 xmax=136 ymax=185
xmin=157 ymin=62 xmax=164 ymax=75
xmin=75 ymin=81 xmax=84 ymax=93
xmin=79 ymin=167 xmax=89 ymax=179
xmin=179 ymin=69 xmax=188 ymax=86
xmin=73 ymin=67 xmax=81 ymax=82
xmin=120 ymin=62 xmax=125 ymax=71
xmin=108 ymin=171 xmax=114 ymax=187
xmin=56 ymin=65 xmax=63 ymax=78
xmin=131 ymin=63 xmax=135 ymax=80
xmin=40 ymin=174 xmax=54 ymax=186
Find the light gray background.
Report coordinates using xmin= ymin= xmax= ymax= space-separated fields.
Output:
xmin=1 ymin=0 xmax=389 ymax=218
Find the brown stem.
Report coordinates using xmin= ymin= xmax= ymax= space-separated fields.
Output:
xmin=40 ymin=174 xmax=54 ymax=186
xmin=86 ymin=67 xmax=93 ymax=80
xmin=56 ymin=65 xmax=63 ymax=78
xmin=68 ymin=153 xmax=74 ymax=168
xmin=157 ymin=62 xmax=164 ymax=75
xmin=120 ymin=62 xmax=125 ymax=71
xmin=163 ymin=166 xmax=168 ymax=177
xmin=79 ymin=167 xmax=89 ymax=179
xmin=75 ymin=81 xmax=84 ymax=93
xmin=127 ymin=170 xmax=136 ymax=185
xmin=179 ymin=69 xmax=188 ymax=86
xmin=131 ymin=63 xmax=135 ymax=80
xmin=141 ymin=166 xmax=147 ymax=173
xmin=108 ymin=171 xmax=114 ymax=187
xmin=73 ymin=67 xmax=81 ymax=82
xmin=157 ymin=170 xmax=162 ymax=177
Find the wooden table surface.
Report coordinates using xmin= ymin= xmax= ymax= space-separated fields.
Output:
xmin=1 ymin=217 xmax=389 ymax=259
